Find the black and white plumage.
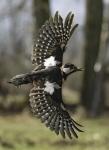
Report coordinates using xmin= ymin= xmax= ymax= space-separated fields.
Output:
xmin=32 ymin=11 xmax=78 ymax=69
xmin=9 ymin=11 xmax=83 ymax=139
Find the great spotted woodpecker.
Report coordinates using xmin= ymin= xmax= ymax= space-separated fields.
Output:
xmin=9 ymin=12 xmax=83 ymax=139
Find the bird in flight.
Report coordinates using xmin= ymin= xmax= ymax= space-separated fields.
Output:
xmin=9 ymin=11 xmax=83 ymax=139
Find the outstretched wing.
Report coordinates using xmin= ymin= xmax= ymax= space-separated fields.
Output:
xmin=32 ymin=11 xmax=78 ymax=69
xmin=29 ymin=79 xmax=83 ymax=139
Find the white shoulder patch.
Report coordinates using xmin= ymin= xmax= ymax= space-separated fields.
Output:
xmin=44 ymin=56 xmax=56 ymax=68
xmin=44 ymin=81 xmax=55 ymax=95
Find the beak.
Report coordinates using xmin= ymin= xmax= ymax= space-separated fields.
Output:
xmin=77 ymin=67 xmax=84 ymax=71
xmin=7 ymin=80 xmax=13 ymax=84
xmin=8 ymin=81 xmax=11 ymax=84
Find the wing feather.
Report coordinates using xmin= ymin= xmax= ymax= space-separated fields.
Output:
xmin=30 ymin=11 xmax=82 ymax=139
xmin=60 ymin=117 xmax=65 ymax=138
xmin=64 ymin=120 xmax=72 ymax=139
xmin=49 ymin=112 xmax=58 ymax=131
xmin=29 ymin=80 xmax=82 ymax=139
xmin=69 ymin=123 xmax=78 ymax=138
xmin=54 ymin=115 xmax=60 ymax=135
xmin=64 ymin=12 xmax=72 ymax=28
xmin=32 ymin=12 xmax=78 ymax=68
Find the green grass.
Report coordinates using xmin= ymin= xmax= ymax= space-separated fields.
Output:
xmin=0 ymin=114 xmax=109 ymax=150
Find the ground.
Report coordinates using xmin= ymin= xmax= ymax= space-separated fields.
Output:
xmin=0 ymin=113 xmax=108 ymax=150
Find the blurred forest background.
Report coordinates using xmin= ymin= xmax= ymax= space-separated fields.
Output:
xmin=0 ymin=0 xmax=109 ymax=150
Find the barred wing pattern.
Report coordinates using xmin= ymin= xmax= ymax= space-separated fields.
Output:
xmin=29 ymin=80 xmax=83 ymax=139
xmin=30 ymin=12 xmax=83 ymax=139
xmin=32 ymin=11 xmax=78 ymax=68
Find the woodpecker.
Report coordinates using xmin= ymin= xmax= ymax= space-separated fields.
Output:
xmin=9 ymin=11 xmax=83 ymax=139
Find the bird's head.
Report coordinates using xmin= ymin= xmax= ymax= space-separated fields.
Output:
xmin=62 ymin=63 xmax=83 ymax=79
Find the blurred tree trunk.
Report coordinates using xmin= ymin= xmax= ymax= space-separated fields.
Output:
xmin=32 ymin=0 xmax=50 ymax=34
xmin=8 ymin=0 xmax=26 ymax=55
xmin=81 ymin=0 xmax=103 ymax=116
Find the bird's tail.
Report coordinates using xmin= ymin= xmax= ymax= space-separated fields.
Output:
xmin=8 ymin=67 xmax=55 ymax=86
xmin=8 ymin=73 xmax=33 ymax=86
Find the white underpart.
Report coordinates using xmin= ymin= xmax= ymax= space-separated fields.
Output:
xmin=62 ymin=68 xmax=71 ymax=74
xmin=44 ymin=81 xmax=60 ymax=95
xmin=44 ymin=56 xmax=56 ymax=68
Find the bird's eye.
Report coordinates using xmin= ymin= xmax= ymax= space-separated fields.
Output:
xmin=70 ymin=65 xmax=74 ymax=69
xmin=64 ymin=64 xmax=71 ymax=68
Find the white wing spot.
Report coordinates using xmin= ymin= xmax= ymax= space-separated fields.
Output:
xmin=44 ymin=81 xmax=60 ymax=95
xmin=44 ymin=56 xmax=56 ymax=68
xmin=44 ymin=81 xmax=55 ymax=95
